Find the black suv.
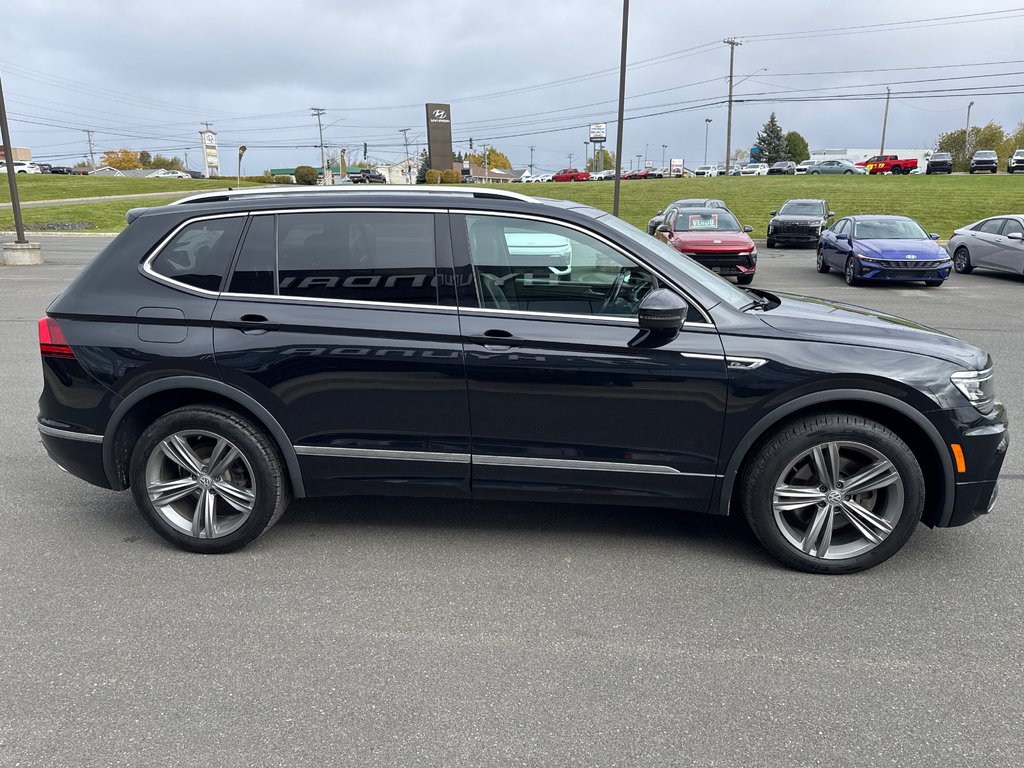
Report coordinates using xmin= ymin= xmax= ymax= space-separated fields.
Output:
xmin=926 ymin=153 xmax=953 ymax=174
xmin=766 ymin=199 xmax=834 ymax=248
xmin=37 ymin=187 xmax=1007 ymax=573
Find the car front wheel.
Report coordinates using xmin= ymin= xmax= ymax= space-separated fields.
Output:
xmin=953 ymin=247 xmax=973 ymax=274
xmin=736 ymin=274 xmax=754 ymax=285
xmin=845 ymin=257 xmax=861 ymax=285
xmin=130 ymin=406 xmax=290 ymax=553
xmin=740 ymin=413 xmax=925 ymax=573
xmin=816 ymin=247 xmax=830 ymax=273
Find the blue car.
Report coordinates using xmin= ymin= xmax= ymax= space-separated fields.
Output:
xmin=817 ymin=215 xmax=952 ymax=286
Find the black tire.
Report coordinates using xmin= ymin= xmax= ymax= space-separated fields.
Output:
xmin=766 ymin=237 xmax=776 ymax=249
xmin=736 ymin=274 xmax=754 ymax=285
xmin=810 ymin=170 xmax=820 ymax=175
xmin=129 ymin=406 xmax=291 ymax=553
xmin=739 ymin=412 xmax=925 ymax=574
xmin=845 ymin=256 xmax=861 ymax=285
xmin=953 ymin=246 xmax=973 ymax=274
xmin=844 ymin=169 xmax=853 ymax=175
xmin=815 ymin=247 xmax=830 ymax=273
xmin=969 ymin=169 xmax=975 ymax=174
xmin=891 ymin=166 xmax=902 ymax=175
xmin=923 ymin=279 xmax=944 ymax=287
xmin=992 ymin=168 xmax=997 ymax=174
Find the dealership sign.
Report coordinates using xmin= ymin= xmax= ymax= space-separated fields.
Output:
xmin=669 ymin=158 xmax=685 ymax=176
xmin=589 ymin=123 xmax=607 ymax=142
xmin=425 ymin=103 xmax=454 ymax=171
xmin=200 ymin=130 xmax=219 ymax=177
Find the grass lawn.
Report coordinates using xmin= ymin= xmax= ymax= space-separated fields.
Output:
xmin=0 ymin=174 xmax=242 ymax=204
xmin=485 ymin=175 xmax=1023 ymax=238
xmin=0 ymin=197 xmax=181 ymax=232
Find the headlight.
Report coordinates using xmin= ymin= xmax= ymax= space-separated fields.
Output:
xmin=951 ymin=368 xmax=995 ymax=413
xmin=855 ymin=252 xmax=873 ymax=260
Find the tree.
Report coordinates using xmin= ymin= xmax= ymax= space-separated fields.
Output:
xmin=416 ymin=149 xmax=429 ymax=183
xmin=294 ymin=165 xmax=319 ymax=185
xmin=151 ymin=154 xmax=185 ymax=171
xmin=783 ymin=131 xmax=809 ymax=163
xmin=936 ymin=121 xmax=1007 ymax=172
xmin=138 ymin=151 xmax=152 ymax=167
xmin=466 ymin=147 xmax=511 ymax=171
xmin=586 ymin=149 xmax=616 ymax=172
xmin=101 ymin=149 xmax=142 ymax=170
xmin=754 ymin=113 xmax=788 ymax=164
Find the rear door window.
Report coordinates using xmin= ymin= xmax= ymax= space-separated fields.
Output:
xmin=977 ymin=219 xmax=1005 ymax=235
xmin=149 ymin=217 xmax=245 ymax=292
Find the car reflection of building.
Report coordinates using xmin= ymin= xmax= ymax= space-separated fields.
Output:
xmin=503 ymin=231 xmax=572 ymax=276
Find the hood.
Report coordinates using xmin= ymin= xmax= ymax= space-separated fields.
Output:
xmin=757 ymin=293 xmax=987 ymax=369
xmin=670 ymin=231 xmax=754 ymax=250
xmin=854 ymin=238 xmax=946 ymax=259
xmin=772 ymin=214 xmax=825 ymax=224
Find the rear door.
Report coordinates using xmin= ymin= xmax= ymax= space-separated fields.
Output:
xmin=212 ymin=208 xmax=471 ymax=499
xmin=970 ymin=218 xmax=1006 ymax=268
xmin=451 ymin=212 xmax=727 ymax=511
xmin=991 ymin=218 xmax=1024 ymax=273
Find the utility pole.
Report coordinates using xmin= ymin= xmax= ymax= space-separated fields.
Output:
xmin=964 ymin=100 xmax=975 ymax=170
xmin=644 ymin=143 xmax=648 ymax=166
xmin=704 ymin=118 xmax=712 ymax=164
xmin=568 ymin=153 xmax=574 ymax=169
xmin=400 ymin=128 xmax=411 ymax=184
xmin=84 ymin=129 xmax=96 ymax=170
xmin=583 ymin=141 xmax=589 ymax=170
xmin=529 ymin=145 xmax=535 ymax=174
xmin=724 ymin=37 xmax=741 ymax=176
xmin=612 ymin=0 xmax=629 ymax=216
xmin=1 ymin=67 xmax=42 ymax=263
xmin=879 ymin=86 xmax=891 ymax=156
xmin=311 ymin=107 xmax=327 ymax=184
xmin=661 ymin=144 xmax=667 ymax=168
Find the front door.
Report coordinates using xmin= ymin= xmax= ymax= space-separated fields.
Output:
xmin=212 ymin=209 xmax=471 ymax=499
xmin=452 ymin=213 xmax=728 ymax=511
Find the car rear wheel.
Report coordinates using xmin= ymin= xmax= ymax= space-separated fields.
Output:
xmin=843 ymin=169 xmax=853 ymax=175
xmin=953 ymin=246 xmax=973 ymax=274
xmin=736 ymin=274 xmax=754 ymax=285
xmin=740 ymin=413 xmax=924 ymax=573
xmin=815 ymin=247 xmax=830 ymax=273
xmin=845 ymin=257 xmax=861 ymax=285
xmin=130 ymin=406 xmax=290 ymax=553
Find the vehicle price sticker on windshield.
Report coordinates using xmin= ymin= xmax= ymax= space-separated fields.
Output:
xmin=689 ymin=214 xmax=719 ymax=229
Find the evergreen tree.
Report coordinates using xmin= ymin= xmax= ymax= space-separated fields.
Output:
xmin=754 ymin=113 xmax=788 ymax=164
xmin=416 ymin=150 xmax=429 ymax=183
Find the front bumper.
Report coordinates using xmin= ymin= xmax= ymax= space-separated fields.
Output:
xmin=855 ymin=258 xmax=953 ymax=281
xmin=943 ymin=402 xmax=1009 ymax=527
xmin=768 ymin=226 xmax=820 ymax=243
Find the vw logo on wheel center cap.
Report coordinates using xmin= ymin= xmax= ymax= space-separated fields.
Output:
xmin=197 ymin=474 xmax=213 ymax=489
xmin=826 ymin=490 xmax=843 ymax=505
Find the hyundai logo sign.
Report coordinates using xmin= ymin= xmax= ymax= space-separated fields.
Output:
xmin=432 ymin=109 xmax=447 ymax=119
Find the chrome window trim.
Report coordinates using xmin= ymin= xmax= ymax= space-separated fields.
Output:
xmin=38 ymin=424 xmax=103 ymax=443
xmin=456 ymin=209 xmax=715 ymax=326
xmin=682 ymin=352 xmax=725 ymax=361
xmin=294 ymin=446 xmax=470 ymax=463
xmin=140 ymin=208 xmax=451 ymax=307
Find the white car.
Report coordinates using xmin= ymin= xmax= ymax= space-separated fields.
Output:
xmin=740 ymin=163 xmax=770 ymax=176
xmin=794 ymin=160 xmax=816 ymax=175
xmin=694 ymin=165 xmax=721 ymax=177
xmin=0 ymin=161 xmax=42 ymax=174
xmin=533 ymin=173 xmax=554 ymax=182
xmin=590 ymin=170 xmax=616 ymax=180
xmin=151 ymin=169 xmax=192 ymax=179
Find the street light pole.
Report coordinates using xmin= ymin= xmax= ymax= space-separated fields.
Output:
xmin=311 ymin=107 xmax=327 ymax=184
xmin=661 ymin=144 xmax=667 ymax=168
xmin=583 ymin=140 xmax=589 ymax=170
xmin=704 ymin=118 xmax=712 ymax=164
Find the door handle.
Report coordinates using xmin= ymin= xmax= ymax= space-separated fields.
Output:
xmin=235 ymin=314 xmax=279 ymax=332
xmin=466 ymin=330 xmax=524 ymax=350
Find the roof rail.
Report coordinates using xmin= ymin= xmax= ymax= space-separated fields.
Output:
xmin=168 ymin=184 xmax=537 ymax=206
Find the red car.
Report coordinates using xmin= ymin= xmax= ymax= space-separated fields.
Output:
xmin=552 ymin=167 xmax=590 ymax=182
xmin=655 ymin=207 xmax=757 ymax=284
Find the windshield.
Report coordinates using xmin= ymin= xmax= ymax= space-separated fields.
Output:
xmin=697 ymin=165 xmax=715 ymax=171
xmin=597 ymin=214 xmax=751 ymax=310
xmin=779 ymin=202 xmax=824 ymax=216
xmin=853 ymin=219 xmax=927 ymax=240
xmin=673 ymin=211 xmax=741 ymax=232
xmin=771 ymin=162 xmax=789 ymax=168
xmin=931 ymin=153 xmax=951 ymax=160
xmin=975 ymin=151 xmax=996 ymax=158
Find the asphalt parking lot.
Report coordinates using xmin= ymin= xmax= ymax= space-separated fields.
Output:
xmin=2 ymin=235 xmax=1021 ymax=767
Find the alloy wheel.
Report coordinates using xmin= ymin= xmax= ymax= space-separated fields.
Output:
xmin=772 ymin=441 xmax=904 ymax=560
xmin=144 ymin=429 xmax=256 ymax=539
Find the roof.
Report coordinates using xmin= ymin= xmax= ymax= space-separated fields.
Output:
xmin=847 ymin=214 xmax=912 ymax=220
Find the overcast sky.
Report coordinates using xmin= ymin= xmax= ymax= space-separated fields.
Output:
xmin=2 ymin=0 xmax=1022 ymax=174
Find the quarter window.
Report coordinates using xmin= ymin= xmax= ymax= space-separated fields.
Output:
xmin=150 ymin=217 xmax=245 ymax=291
xmin=464 ymin=215 xmax=657 ymax=317
xmin=276 ymin=212 xmax=437 ymax=305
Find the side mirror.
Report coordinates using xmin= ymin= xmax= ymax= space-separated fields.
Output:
xmin=836 ymin=233 xmax=850 ymax=242
xmin=1007 ymin=231 xmax=1024 ymax=241
xmin=769 ymin=210 xmax=777 ymax=216
xmin=743 ymin=225 xmax=753 ymax=233
xmin=929 ymin=233 xmax=940 ymax=240
xmin=655 ymin=223 xmax=670 ymax=234
xmin=827 ymin=211 xmax=835 ymax=218
xmin=637 ymin=289 xmax=688 ymax=336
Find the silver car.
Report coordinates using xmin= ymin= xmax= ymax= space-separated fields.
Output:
xmin=949 ymin=215 xmax=1024 ymax=276
xmin=806 ymin=159 xmax=867 ymax=175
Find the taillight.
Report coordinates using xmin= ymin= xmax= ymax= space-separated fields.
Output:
xmin=38 ymin=317 xmax=75 ymax=359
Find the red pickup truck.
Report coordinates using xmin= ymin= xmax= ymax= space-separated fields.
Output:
xmin=855 ymin=155 xmax=919 ymax=175
xmin=552 ymin=168 xmax=590 ymax=182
